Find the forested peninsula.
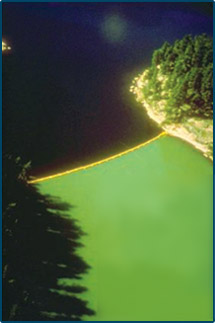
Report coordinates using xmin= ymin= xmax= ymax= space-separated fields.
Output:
xmin=130 ymin=34 xmax=213 ymax=160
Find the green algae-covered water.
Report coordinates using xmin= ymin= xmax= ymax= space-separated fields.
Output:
xmin=39 ymin=135 xmax=213 ymax=321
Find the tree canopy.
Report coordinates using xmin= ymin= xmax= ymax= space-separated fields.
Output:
xmin=3 ymin=155 xmax=94 ymax=320
xmin=137 ymin=34 xmax=213 ymax=123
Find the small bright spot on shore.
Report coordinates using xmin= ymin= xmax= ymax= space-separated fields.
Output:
xmin=2 ymin=41 xmax=11 ymax=52
xmin=101 ymin=14 xmax=127 ymax=44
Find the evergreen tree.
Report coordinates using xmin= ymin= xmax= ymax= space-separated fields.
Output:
xmin=136 ymin=34 xmax=213 ymax=123
xmin=3 ymin=154 xmax=94 ymax=321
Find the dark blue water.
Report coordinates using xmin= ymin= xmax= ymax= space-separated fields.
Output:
xmin=2 ymin=3 xmax=212 ymax=176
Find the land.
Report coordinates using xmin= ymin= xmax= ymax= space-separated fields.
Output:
xmin=130 ymin=68 xmax=213 ymax=160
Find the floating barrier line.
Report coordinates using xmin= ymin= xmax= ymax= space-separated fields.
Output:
xmin=28 ymin=131 xmax=167 ymax=184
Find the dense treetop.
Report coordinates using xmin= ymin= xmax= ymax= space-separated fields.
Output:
xmin=135 ymin=34 xmax=213 ymax=123
xmin=3 ymin=155 xmax=94 ymax=321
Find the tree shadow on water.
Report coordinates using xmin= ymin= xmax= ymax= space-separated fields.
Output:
xmin=3 ymin=155 xmax=95 ymax=321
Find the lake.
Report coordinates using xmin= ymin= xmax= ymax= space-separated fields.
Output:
xmin=39 ymin=135 xmax=213 ymax=321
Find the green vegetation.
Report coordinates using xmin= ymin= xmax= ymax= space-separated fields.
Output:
xmin=3 ymin=155 xmax=94 ymax=320
xmin=130 ymin=34 xmax=213 ymax=159
xmin=142 ymin=34 xmax=212 ymax=122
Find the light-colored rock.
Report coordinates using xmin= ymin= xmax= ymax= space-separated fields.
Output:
xmin=130 ymin=70 xmax=213 ymax=160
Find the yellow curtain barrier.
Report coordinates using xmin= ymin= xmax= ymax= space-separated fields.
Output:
xmin=28 ymin=131 xmax=167 ymax=184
